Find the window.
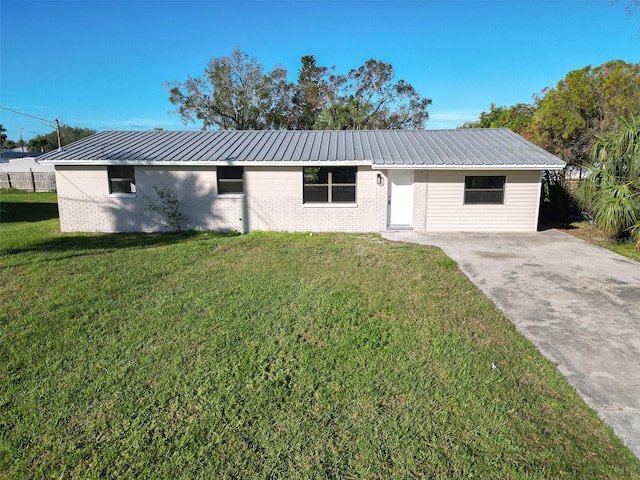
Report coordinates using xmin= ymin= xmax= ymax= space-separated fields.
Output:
xmin=217 ymin=166 xmax=244 ymax=194
xmin=108 ymin=166 xmax=136 ymax=194
xmin=303 ymin=167 xmax=356 ymax=203
xmin=464 ymin=175 xmax=505 ymax=204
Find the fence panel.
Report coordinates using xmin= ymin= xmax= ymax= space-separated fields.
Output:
xmin=0 ymin=171 xmax=57 ymax=192
xmin=0 ymin=174 xmax=10 ymax=189
xmin=33 ymin=172 xmax=57 ymax=192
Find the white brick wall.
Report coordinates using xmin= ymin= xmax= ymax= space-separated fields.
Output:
xmin=55 ymin=165 xmax=388 ymax=233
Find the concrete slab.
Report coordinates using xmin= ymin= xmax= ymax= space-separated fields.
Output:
xmin=382 ymin=229 xmax=640 ymax=458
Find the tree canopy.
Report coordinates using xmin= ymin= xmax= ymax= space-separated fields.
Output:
xmin=165 ymin=48 xmax=431 ymax=131
xmin=166 ymin=48 xmax=285 ymax=130
xmin=27 ymin=125 xmax=96 ymax=152
xmin=459 ymin=103 xmax=535 ymax=134
xmin=528 ymin=60 xmax=640 ymax=165
xmin=315 ymin=59 xmax=431 ymax=130
xmin=463 ymin=60 xmax=640 ymax=167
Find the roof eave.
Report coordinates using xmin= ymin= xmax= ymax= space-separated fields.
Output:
xmin=45 ymin=159 xmax=374 ymax=167
xmin=381 ymin=163 xmax=566 ymax=171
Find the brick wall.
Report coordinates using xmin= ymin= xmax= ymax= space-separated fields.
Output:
xmin=55 ymin=165 xmax=389 ymax=233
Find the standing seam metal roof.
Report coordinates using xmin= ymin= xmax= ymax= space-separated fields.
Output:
xmin=37 ymin=129 xmax=566 ymax=168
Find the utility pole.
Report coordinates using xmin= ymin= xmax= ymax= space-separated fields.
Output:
xmin=19 ymin=128 xmax=25 ymax=152
xmin=55 ymin=119 xmax=62 ymax=150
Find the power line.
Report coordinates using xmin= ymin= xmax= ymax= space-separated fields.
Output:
xmin=0 ymin=106 xmax=57 ymax=127
xmin=0 ymin=107 xmax=62 ymax=150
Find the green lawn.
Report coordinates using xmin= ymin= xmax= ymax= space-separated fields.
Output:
xmin=2 ymin=191 xmax=639 ymax=478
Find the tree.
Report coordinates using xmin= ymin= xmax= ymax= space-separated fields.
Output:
xmin=292 ymin=55 xmax=331 ymax=129
xmin=264 ymin=66 xmax=296 ymax=130
xmin=459 ymin=103 xmax=535 ymax=134
xmin=144 ymin=183 xmax=186 ymax=232
xmin=165 ymin=47 xmax=292 ymax=130
xmin=528 ymin=60 xmax=640 ymax=165
xmin=0 ymin=124 xmax=15 ymax=149
xmin=315 ymin=59 xmax=431 ymax=130
xmin=27 ymin=125 xmax=96 ymax=152
xmin=166 ymin=49 xmax=430 ymax=131
xmin=577 ymin=115 xmax=640 ymax=239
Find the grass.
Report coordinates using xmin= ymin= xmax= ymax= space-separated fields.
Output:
xmin=554 ymin=219 xmax=640 ymax=262
xmin=2 ymin=191 xmax=640 ymax=478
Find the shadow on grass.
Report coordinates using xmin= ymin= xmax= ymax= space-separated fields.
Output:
xmin=0 ymin=202 xmax=60 ymax=223
xmin=3 ymin=230 xmax=240 ymax=257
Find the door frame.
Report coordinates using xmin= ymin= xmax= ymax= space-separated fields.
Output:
xmin=387 ymin=169 xmax=414 ymax=228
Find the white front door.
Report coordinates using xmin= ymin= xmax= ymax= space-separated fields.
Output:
xmin=388 ymin=170 xmax=414 ymax=227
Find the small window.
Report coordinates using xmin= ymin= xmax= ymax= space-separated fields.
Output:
xmin=303 ymin=167 xmax=356 ymax=203
xmin=218 ymin=166 xmax=244 ymax=194
xmin=464 ymin=176 xmax=505 ymax=204
xmin=108 ymin=166 xmax=136 ymax=194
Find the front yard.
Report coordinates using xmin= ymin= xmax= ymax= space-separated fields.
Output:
xmin=1 ymin=191 xmax=639 ymax=478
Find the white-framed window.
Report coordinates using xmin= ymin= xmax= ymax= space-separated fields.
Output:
xmin=217 ymin=166 xmax=244 ymax=194
xmin=303 ymin=167 xmax=356 ymax=203
xmin=108 ymin=166 xmax=136 ymax=194
xmin=464 ymin=175 xmax=506 ymax=204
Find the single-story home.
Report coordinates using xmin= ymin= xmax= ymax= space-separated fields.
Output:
xmin=38 ymin=129 xmax=565 ymax=233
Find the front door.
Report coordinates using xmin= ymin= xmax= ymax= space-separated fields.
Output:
xmin=388 ymin=170 xmax=414 ymax=228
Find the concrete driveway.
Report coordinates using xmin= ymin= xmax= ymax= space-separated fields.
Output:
xmin=382 ymin=229 xmax=640 ymax=458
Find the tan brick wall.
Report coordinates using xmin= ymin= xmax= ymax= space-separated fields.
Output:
xmin=55 ymin=165 xmax=388 ymax=233
xmin=412 ymin=170 xmax=428 ymax=231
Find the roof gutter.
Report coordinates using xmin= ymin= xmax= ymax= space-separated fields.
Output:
xmin=377 ymin=163 xmax=566 ymax=171
xmin=43 ymin=159 xmax=373 ymax=167
xmin=44 ymin=158 xmax=566 ymax=171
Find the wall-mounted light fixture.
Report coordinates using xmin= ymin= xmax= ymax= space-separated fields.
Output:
xmin=377 ymin=173 xmax=384 ymax=185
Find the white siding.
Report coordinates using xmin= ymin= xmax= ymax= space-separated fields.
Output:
xmin=421 ymin=170 xmax=542 ymax=232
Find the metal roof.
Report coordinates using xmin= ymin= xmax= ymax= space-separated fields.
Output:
xmin=39 ymin=129 xmax=566 ymax=169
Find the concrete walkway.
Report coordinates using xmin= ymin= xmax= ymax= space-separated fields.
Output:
xmin=382 ymin=229 xmax=640 ymax=458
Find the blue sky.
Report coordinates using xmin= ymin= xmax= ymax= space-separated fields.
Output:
xmin=1 ymin=0 xmax=638 ymax=141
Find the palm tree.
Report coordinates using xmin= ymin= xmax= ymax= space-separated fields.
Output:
xmin=0 ymin=124 xmax=7 ymax=149
xmin=578 ymin=115 xmax=640 ymax=240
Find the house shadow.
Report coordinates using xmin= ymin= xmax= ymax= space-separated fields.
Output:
xmin=105 ymin=169 xmax=225 ymax=233
xmin=0 ymin=201 xmax=60 ymax=223
xmin=3 ymin=231 xmax=215 ymax=256
xmin=4 ymin=169 xmax=241 ymax=256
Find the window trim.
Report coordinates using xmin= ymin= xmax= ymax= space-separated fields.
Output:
xmin=108 ymin=166 xmax=136 ymax=196
xmin=463 ymin=175 xmax=506 ymax=205
xmin=303 ymin=166 xmax=357 ymax=204
xmin=217 ymin=166 xmax=244 ymax=195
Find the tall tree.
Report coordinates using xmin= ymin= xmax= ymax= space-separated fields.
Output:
xmin=292 ymin=55 xmax=330 ymax=129
xmin=166 ymin=49 xmax=430 ymax=131
xmin=0 ymin=124 xmax=9 ymax=149
xmin=315 ymin=59 xmax=431 ymax=130
xmin=165 ymin=47 xmax=293 ymax=130
xmin=264 ymin=66 xmax=296 ymax=130
xmin=528 ymin=60 xmax=640 ymax=165
xmin=578 ymin=115 xmax=640 ymax=239
xmin=27 ymin=125 xmax=96 ymax=152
